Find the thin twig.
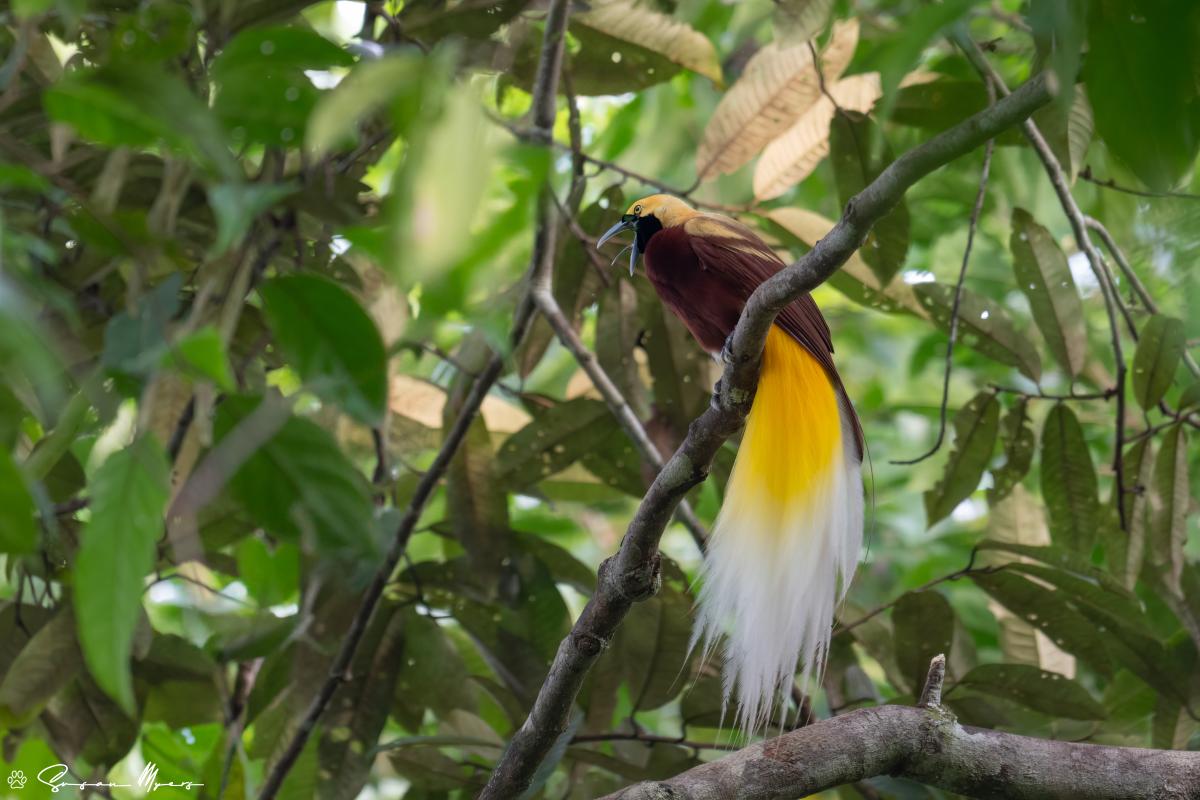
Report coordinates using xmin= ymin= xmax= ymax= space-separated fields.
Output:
xmin=953 ymin=32 xmax=1130 ymax=530
xmin=892 ymin=88 xmax=995 ymax=466
xmin=990 ymin=384 xmax=1115 ymax=401
xmin=571 ymin=730 xmax=740 ymax=751
xmin=1079 ymin=166 xmax=1200 ymax=201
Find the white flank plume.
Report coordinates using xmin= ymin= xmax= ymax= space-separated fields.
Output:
xmin=691 ymin=395 xmax=864 ymax=735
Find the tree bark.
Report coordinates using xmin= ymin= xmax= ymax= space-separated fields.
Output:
xmin=602 ymin=704 xmax=1200 ymax=800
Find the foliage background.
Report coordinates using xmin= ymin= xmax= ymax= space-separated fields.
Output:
xmin=1 ymin=0 xmax=1199 ymax=797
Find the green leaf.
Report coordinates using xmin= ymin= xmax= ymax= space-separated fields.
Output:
xmin=972 ymin=570 xmax=1114 ymax=676
xmin=956 ymin=663 xmax=1105 ymax=720
xmin=495 ymin=398 xmax=612 ymax=490
xmin=773 ymin=0 xmax=833 ymax=44
xmin=924 ymin=391 xmax=999 ymax=526
xmin=235 ymin=537 xmax=300 ymax=608
xmin=207 ymin=182 xmax=296 ymax=255
xmin=858 ymin=0 xmax=975 ymax=120
xmin=1010 ymin=208 xmax=1087 ymax=378
xmin=829 ymin=111 xmax=910 ymax=284
xmin=1040 ymin=404 xmax=1099 ymax=554
xmin=394 ymin=609 xmax=476 ymax=719
xmin=615 ymin=584 xmax=693 ymax=711
xmin=101 ymin=273 xmax=183 ymax=378
xmin=0 ymin=450 xmax=37 ymax=554
xmin=259 ymin=274 xmax=388 ymax=426
xmin=1131 ymin=315 xmax=1185 ymax=411
xmin=976 ymin=540 xmax=1134 ymax=600
xmin=44 ymin=66 xmax=237 ymax=180
xmin=596 ymin=279 xmax=647 ymax=419
xmin=892 ymin=590 xmax=955 ymax=694
xmin=74 ymin=436 xmax=168 ymax=714
xmin=0 ymin=607 xmax=83 ymax=726
xmin=1028 ymin=0 xmax=1087 ymax=106
xmin=988 ymin=398 xmax=1035 ymax=504
xmin=214 ymin=396 xmax=377 ymax=556
xmin=1148 ymin=424 xmax=1188 ymax=597
xmin=914 ymin=282 xmax=1042 ymax=381
xmin=211 ymin=26 xmax=352 ymax=148
xmin=1086 ymin=0 xmax=1200 ymax=191
xmin=161 ymin=325 xmax=235 ymax=390
xmin=1112 ymin=439 xmax=1153 ymax=588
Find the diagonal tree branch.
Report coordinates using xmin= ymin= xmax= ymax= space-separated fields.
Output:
xmin=480 ymin=71 xmax=1054 ymax=799
xmin=603 ymin=657 xmax=1200 ymax=800
xmin=253 ymin=2 xmax=572 ymax=796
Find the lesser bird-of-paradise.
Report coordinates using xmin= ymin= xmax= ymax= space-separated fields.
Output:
xmin=598 ymin=194 xmax=864 ymax=733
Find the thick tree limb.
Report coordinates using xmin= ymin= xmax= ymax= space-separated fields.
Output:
xmin=254 ymin=3 xmax=572 ymax=797
xmin=480 ymin=71 xmax=1053 ymax=799
xmin=602 ymin=700 xmax=1200 ymax=799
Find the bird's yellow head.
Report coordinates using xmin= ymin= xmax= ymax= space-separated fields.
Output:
xmin=597 ymin=194 xmax=697 ymax=275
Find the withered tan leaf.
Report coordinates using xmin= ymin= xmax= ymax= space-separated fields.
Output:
xmin=577 ymin=0 xmax=722 ymax=85
xmin=753 ymin=72 xmax=881 ymax=200
xmin=389 ymin=375 xmax=530 ymax=433
xmin=695 ymin=18 xmax=859 ymax=180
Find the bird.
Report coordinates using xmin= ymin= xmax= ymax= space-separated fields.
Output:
xmin=597 ymin=193 xmax=864 ymax=734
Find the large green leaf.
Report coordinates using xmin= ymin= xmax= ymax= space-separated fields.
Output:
xmin=892 ymin=590 xmax=955 ymax=694
xmin=988 ymin=398 xmax=1035 ymax=504
xmin=829 ymin=111 xmax=910 ymax=285
xmin=259 ymin=274 xmax=388 ymax=426
xmin=0 ymin=608 xmax=82 ymax=726
xmin=1040 ymin=404 xmax=1099 ymax=554
xmin=0 ymin=449 xmax=37 ymax=554
xmin=956 ymin=663 xmax=1105 ymax=720
xmin=914 ymin=282 xmax=1042 ymax=381
xmin=495 ymin=398 xmax=612 ymax=490
xmin=74 ymin=436 xmax=169 ymax=713
xmin=615 ymin=584 xmax=693 ymax=711
xmin=1131 ymin=315 xmax=1185 ymax=411
xmin=214 ymin=396 xmax=377 ymax=556
xmin=972 ymin=570 xmax=1113 ymax=677
xmin=1086 ymin=0 xmax=1200 ymax=191
xmin=1010 ymin=208 xmax=1087 ymax=378
xmin=1148 ymin=424 xmax=1188 ymax=597
xmin=924 ymin=391 xmax=999 ymax=526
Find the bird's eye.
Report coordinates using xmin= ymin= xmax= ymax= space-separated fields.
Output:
xmin=633 ymin=204 xmax=642 ymax=214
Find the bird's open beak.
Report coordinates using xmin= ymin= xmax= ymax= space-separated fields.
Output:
xmin=596 ymin=215 xmax=639 ymax=276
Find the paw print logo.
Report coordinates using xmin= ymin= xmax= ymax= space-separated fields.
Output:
xmin=7 ymin=770 xmax=27 ymax=789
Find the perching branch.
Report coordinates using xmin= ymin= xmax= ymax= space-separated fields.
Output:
xmin=480 ymin=70 xmax=1054 ymax=799
xmin=891 ymin=84 xmax=995 ymax=466
xmin=603 ymin=657 xmax=1200 ymax=800
xmin=254 ymin=2 xmax=573 ymax=797
xmin=951 ymin=33 xmax=1130 ymax=529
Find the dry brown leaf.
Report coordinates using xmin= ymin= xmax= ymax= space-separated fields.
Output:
xmin=577 ymin=0 xmax=722 ymax=85
xmin=765 ymin=206 xmax=928 ymax=318
xmin=753 ymin=73 xmax=881 ymax=200
xmin=389 ymin=375 xmax=530 ymax=433
xmin=694 ymin=18 xmax=859 ymax=180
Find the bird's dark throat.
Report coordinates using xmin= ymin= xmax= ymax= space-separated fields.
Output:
xmin=635 ymin=215 xmax=663 ymax=253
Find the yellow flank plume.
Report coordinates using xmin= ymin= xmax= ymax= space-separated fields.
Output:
xmin=736 ymin=325 xmax=841 ymax=508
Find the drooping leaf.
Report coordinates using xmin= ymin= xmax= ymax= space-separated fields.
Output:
xmin=828 ymin=110 xmax=909 ymax=284
xmin=74 ymin=436 xmax=169 ymax=714
xmin=956 ymin=663 xmax=1106 ymax=720
xmin=892 ymin=590 xmax=955 ymax=694
xmin=259 ymin=274 xmax=388 ymax=426
xmin=1032 ymin=85 xmax=1094 ymax=182
xmin=924 ymin=391 xmax=999 ymax=527
xmin=988 ymin=398 xmax=1035 ymax=503
xmin=972 ymin=570 xmax=1114 ymax=677
xmin=1040 ymin=404 xmax=1099 ymax=554
xmin=495 ymin=398 xmax=613 ymax=490
xmin=1131 ymin=315 xmax=1185 ymax=411
xmin=1086 ymin=0 xmax=1200 ymax=191
xmin=1147 ymin=424 xmax=1188 ymax=597
xmin=1028 ymin=0 xmax=1088 ymax=107
xmin=696 ymin=19 xmax=858 ymax=179
xmin=1010 ymin=208 xmax=1088 ymax=378
xmin=754 ymin=73 xmax=882 ymax=201
xmin=914 ymin=282 xmax=1042 ymax=381
xmin=0 ymin=449 xmax=37 ymax=555
xmin=0 ymin=607 xmax=82 ymax=726
xmin=1112 ymin=439 xmax=1153 ymax=589
xmin=614 ymin=584 xmax=694 ymax=711
xmin=595 ymin=279 xmax=648 ymax=419
xmin=575 ymin=1 xmax=722 ymax=86
xmin=214 ymin=396 xmax=377 ymax=557
xmin=306 ymin=51 xmax=425 ymax=156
